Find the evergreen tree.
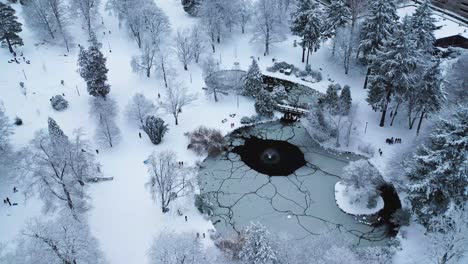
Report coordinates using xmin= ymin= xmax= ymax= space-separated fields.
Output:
xmin=302 ymin=9 xmax=322 ymax=65
xmin=339 ymin=85 xmax=352 ymax=115
xmin=290 ymin=0 xmax=321 ymax=63
xmin=47 ymin=117 xmax=68 ymax=144
xmin=407 ymin=106 xmax=468 ymax=226
xmin=142 ymin=115 xmax=169 ymax=145
xmin=243 ymin=59 xmax=264 ymax=98
xmin=78 ymin=35 xmax=111 ymax=97
xmin=367 ymin=20 xmax=421 ymax=127
xmin=410 ymin=1 xmax=437 ymax=54
xmin=240 ymin=222 xmax=278 ymax=264
xmin=358 ymin=0 xmax=398 ymax=63
xmin=254 ymin=89 xmax=275 ymax=117
xmin=0 ymin=2 xmax=23 ymax=53
xmin=321 ymin=84 xmax=340 ymax=113
xmin=324 ymin=0 xmax=350 ymax=37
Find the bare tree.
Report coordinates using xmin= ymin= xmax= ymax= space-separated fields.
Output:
xmin=426 ymin=205 xmax=468 ymax=264
xmin=199 ymin=0 xmax=224 ymax=53
xmin=90 ymin=97 xmax=121 ymax=148
xmin=155 ymin=48 xmax=175 ymax=88
xmin=174 ymin=28 xmax=193 ymax=70
xmin=18 ymin=130 xmax=90 ymax=219
xmin=0 ymin=108 xmax=13 ymax=181
xmin=251 ymin=0 xmax=287 ymax=55
xmin=125 ymin=93 xmax=157 ymax=128
xmin=145 ymin=151 xmax=193 ymax=213
xmin=70 ymin=0 xmax=101 ymax=36
xmin=9 ymin=214 xmax=107 ymax=264
xmin=148 ymin=231 xmax=214 ymax=264
xmin=131 ymin=39 xmax=157 ymax=77
xmin=190 ymin=24 xmax=205 ymax=64
xmin=238 ymin=0 xmax=253 ymax=34
xmin=23 ymin=0 xmax=72 ymax=51
xmin=162 ymin=81 xmax=197 ymax=125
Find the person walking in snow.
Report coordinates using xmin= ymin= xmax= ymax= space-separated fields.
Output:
xmin=139 ymin=132 xmax=142 ymax=138
xmin=6 ymin=197 xmax=11 ymax=206
xmin=185 ymin=215 xmax=188 ymax=222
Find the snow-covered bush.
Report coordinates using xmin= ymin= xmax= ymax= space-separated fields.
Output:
xmin=266 ymin=61 xmax=295 ymax=73
xmin=14 ymin=117 xmax=22 ymax=126
xmin=341 ymin=160 xmax=382 ymax=209
xmin=194 ymin=193 xmax=213 ymax=216
xmin=239 ymin=222 xmax=278 ymax=264
xmin=240 ymin=115 xmax=260 ymax=125
xmin=254 ymin=89 xmax=275 ymax=117
xmin=142 ymin=116 xmax=168 ymax=145
xmin=309 ymin=69 xmax=323 ymax=82
xmin=271 ymin=85 xmax=287 ymax=103
xmin=303 ymin=105 xmax=338 ymax=143
xmin=357 ymin=142 xmax=376 ymax=157
xmin=390 ymin=208 xmax=411 ymax=227
xmin=186 ymin=126 xmax=224 ymax=156
xmin=50 ymin=95 xmax=69 ymax=111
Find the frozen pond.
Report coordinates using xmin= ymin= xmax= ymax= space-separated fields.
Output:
xmin=198 ymin=121 xmax=392 ymax=245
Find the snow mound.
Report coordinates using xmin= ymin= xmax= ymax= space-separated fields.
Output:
xmin=334 ymin=181 xmax=384 ymax=215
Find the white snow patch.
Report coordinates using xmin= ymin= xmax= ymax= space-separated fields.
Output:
xmin=334 ymin=181 xmax=384 ymax=215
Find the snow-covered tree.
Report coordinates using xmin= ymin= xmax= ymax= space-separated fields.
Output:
xmin=324 ymin=0 xmax=350 ymax=56
xmin=89 ymin=97 xmax=121 ymax=147
xmin=0 ymin=108 xmax=13 ymax=179
xmin=255 ymin=89 xmax=275 ymax=117
xmin=444 ymin=53 xmax=468 ymax=106
xmin=70 ymin=0 xmax=100 ymax=36
xmin=10 ymin=214 xmax=107 ymax=264
xmin=0 ymin=2 xmax=23 ymax=53
xmin=321 ymin=84 xmax=340 ymax=113
xmin=405 ymin=61 xmax=445 ymax=133
xmin=148 ymin=231 xmax=209 ymax=264
xmin=238 ymin=0 xmax=253 ymax=34
xmin=239 ymin=222 xmax=278 ymax=264
xmin=198 ymin=0 xmax=224 ymax=52
xmin=142 ymin=116 xmax=168 ymax=145
xmin=23 ymin=0 xmax=72 ymax=52
xmin=339 ymin=85 xmax=352 ymax=115
xmin=425 ymin=204 xmax=468 ymax=264
xmin=161 ymin=81 xmax=197 ymax=125
xmin=131 ymin=39 xmax=157 ymax=77
xmin=410 ymin=1 xmax=437 ymax=54
xmin=407 ymin=106 xmax=468 ymax=226
xmin=290 ymin=0 xmax=322 ymax=64
xmin=303 ymin=104 xmax=337 ymax=143
xmin=252 ymin=0 xmax=287 ymax=55
xmin=50 ymin=95 xmax=69 ymax=111
xmin=341 ymin=159 xmax=382 ymax=208
xmin=145 ymin=151 xmax=192 ymax=213
xmin=174 ymin=28 xmax=193 ymax=70
xmin=201 ymin=53 xmax=220 ymax=79
xmin=186 ymin=126 xmax=224 ymax=156
xmin=358 ymin=0 xmax=398 ymax=64
xmin=126 ymin=93 xmax=157 ymax=128
xmin=271 ymin=85 xmax=287 ymax=103
xmin=190 ymin=24 xmax=205 ymax=63
xmin=243 ymin=59 xmax=263 ymax=97
xmin=367 ymin=20 xmax=421 ymax=127
xmin=18 ymin=119 xmax=91 ymax=219
xmin=78 ymin=36 xmax=111 ymax=97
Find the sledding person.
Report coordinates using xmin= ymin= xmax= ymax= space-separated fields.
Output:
xmin=96 ymin=149 xmax=99 ymax=154
xmin=6 ymin=197 xmax=11 ymax=206
xmin=13 ymin=187 xmax=18 ymax=193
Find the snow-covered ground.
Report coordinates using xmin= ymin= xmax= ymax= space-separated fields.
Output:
xmin=334 ymin=181 xmax=384 ymax=215
xmin=1 ymin=0 xmax=464 ymax=263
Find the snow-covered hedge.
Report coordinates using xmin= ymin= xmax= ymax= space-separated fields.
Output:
xmin=50 ymin=95 xmax=69 ymax=111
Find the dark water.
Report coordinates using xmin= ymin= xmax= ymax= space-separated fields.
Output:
xmin=232 ymin=137 xmax=306 ymax=176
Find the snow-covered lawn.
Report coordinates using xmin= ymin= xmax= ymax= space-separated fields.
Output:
xmin=1 ymin=0 xmax=464 ymax=263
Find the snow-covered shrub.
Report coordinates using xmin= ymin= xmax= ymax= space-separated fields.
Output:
xmin=186 ymin=126 xmax=224 ymax=156
xmin=357 ymin=142 xmax=376 ymax=157
xmin=309 ymin=69 xmax=322 ymax=82
xmin=50 ymin=95 xmax=69 ymax=111
xmin=254 ymin=89 xmax=275 ymax=117
xmin=390 ymin=208 xmax=411 ymax=227
xmin=239 ymin=222 xmax=278 ymax=264
xmin=194 ymin=193 xmax=213 ymax=216
xmin=142 ymin=116 xmax=168 ymax=145
xmin=342 ymin=160 xmax=382 ymax=209
xmin=241 ymin=116 xmax=255 ymax=124
xmin=14 ymin=117 xmax=22 ymax=126
xmin=303 ymin=106 xmax=338 ymax=143
xmin=271 ymin=85 xmax=287 ymax=103
xmin=266 ymin=61 xmax=295 ymax=73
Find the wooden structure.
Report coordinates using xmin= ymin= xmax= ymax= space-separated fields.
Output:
xmin=435 ymin=34 xmax=468 ymax=48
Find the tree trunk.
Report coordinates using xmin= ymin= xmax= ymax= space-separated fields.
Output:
xmin=214 ymin=89 xmax=218 ymax=102
xmin=363 ymin=67 xmax=371 ymax=89
xmin=332 ymin=38 xmax=336 ymax=57
xmin=416 ymin=110 xmax=425 ymax=136
xmin=379 ymin=91 xmax=391 ymax=127
xmin=5 ymin=37 xmax=14 ymax=53
xmin=184 ymin=64 xmax=188 ymax=71
xmin=306 ymin=47 xmax=310 ymax=65
xmin=161 ymin=61 xmax=168 ymax=88
xmin=390 ymin=102 xmax=400 ymax=126
xmin=146 ymin=68 xmax=150 ymax=78
xmin=302 ymin=43 xmax=306 ymax=62
xmin=265 ymin=27 xmax=270 ymax=55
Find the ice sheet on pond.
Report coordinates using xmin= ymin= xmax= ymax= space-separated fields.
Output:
xmin=198 ymin=121 xmax=388 ymax=245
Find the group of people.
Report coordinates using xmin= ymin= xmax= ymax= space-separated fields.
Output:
xmin=3 ymin=187 xmax=18 ymax=206
xmin=7 ymin=52 xmax=30 ymax=64
xmin=222 ymin=113 xmax=236 ymax=128
xmin=386 ymin=137 xmax=402 ymax=144
xmin=281 ymin=112 xmax=300 ymax=123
